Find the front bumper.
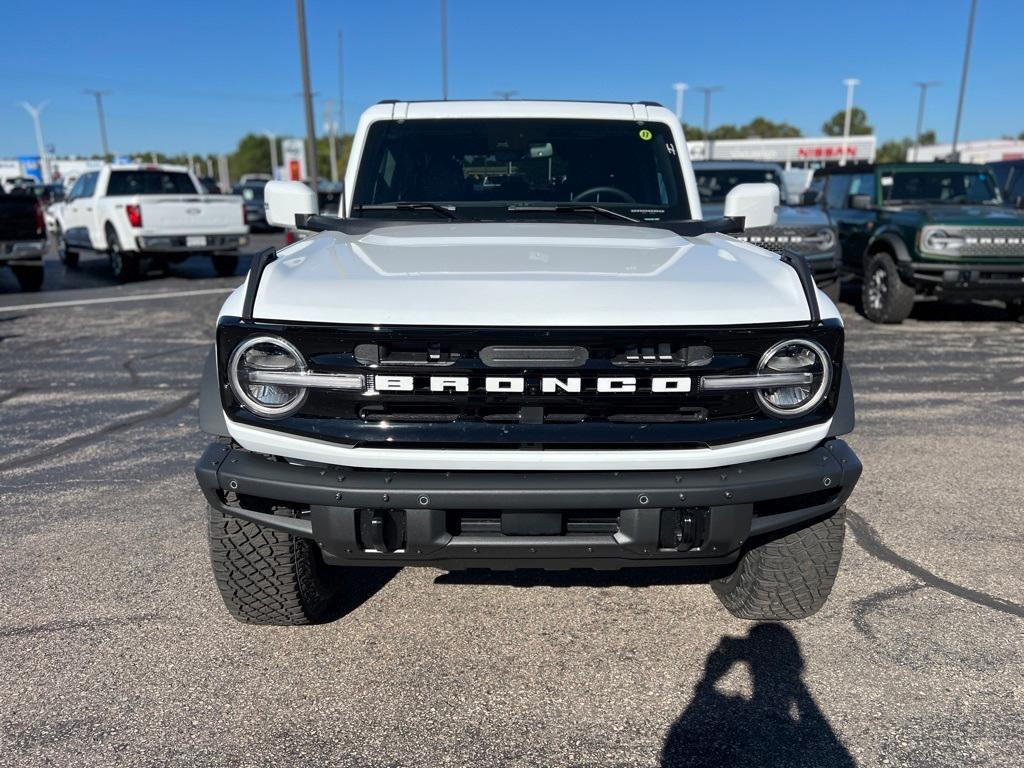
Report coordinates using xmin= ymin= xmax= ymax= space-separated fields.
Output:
xmin=195 ymin=438 xmax=861 ymax=570
xmin=135 ymin=234 xmax=248 ymax=253
xmin=0 ymin=239 xmax=46 ymax=266
xmin=906 ymin=260 xmax=1024 ymax=299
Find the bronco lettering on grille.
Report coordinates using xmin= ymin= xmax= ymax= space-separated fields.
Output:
xmin=372 ymin=376 xmax=692 ymax=394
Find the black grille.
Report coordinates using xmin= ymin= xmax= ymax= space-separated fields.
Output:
xmin=218 ymin=318 xmax=844 ymax=449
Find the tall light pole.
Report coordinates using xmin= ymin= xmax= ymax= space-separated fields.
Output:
xmin=295 ymin=0 xmax=318 ymax=192
xmin=672 ymin=82 xmax=688 ymax=122
xmin=440 ymin=0 xmax=449 ymax=100
xmin=951 ymin=0 xmax=978 ymax=159
xmin=912 ymin=81 xmax=941 ymax=161
xmin=324 ymin=99 xmax=339 ymax=183
xmin=19 ymin=101 xmax=50 ymax=182
xmin=695 ymin=86 xmax=722 ymax=159
xmin=83 ymin=89 xmax=111 ymax=160
xmin=264 ymin=131 xmax=279 ymax=179
xmin=337 ymin=29 xmax=345 ymax=138
xmin=839 ymin=78 xmax=860 ymax=167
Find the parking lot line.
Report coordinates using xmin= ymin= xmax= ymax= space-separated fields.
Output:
xmin=0 ymin=286 xmax=237 ymax=313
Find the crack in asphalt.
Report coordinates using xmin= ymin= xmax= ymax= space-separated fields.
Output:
xmin=851 ymin=582 xmax=927 ymax=640
xmin=0 ymin=614 xmax=163 ymax=638
xmin=0 ymin=389 xmax=198 ymax=474
xmin=122 ymin=342 xmax=209 ymax=387
xmin=846 ymin=508 xmax=1024 ymax=620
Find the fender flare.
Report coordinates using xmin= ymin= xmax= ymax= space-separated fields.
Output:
xmin=866 ymin=230 xmax=912 ymax=264
xmin=199 ymin=346 xmax=230 ymax=437
xmin=826 ymin=364 xmax=855 ymax=437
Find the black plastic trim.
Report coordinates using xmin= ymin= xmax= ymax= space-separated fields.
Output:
xmin=198 ymin=346 xmax=229 ymax=437
xmin=780 ymin=249 xmax=821 ymax=323
xmin=827 ymin=365 xmax=855 ymax=437
xmin=241 ymin=247 xmax=277 ymax=321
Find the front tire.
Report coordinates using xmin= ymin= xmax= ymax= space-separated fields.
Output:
xmin=711 ymin=507 xmax=846 ymax=621
xmin=212 ymin=254 xmax=239 ymax=277
xmin=12 ymin=265 xmax=44 ymax=292
xmin=207 ymin=504 xmax=345 ymax=625
xmin=862 ymin=252 xmax=915 ymax=324
xmin=57 ymin=226 xmax=79 ymax=268
xmin=106 ymin=227 xmax=138 ymax=281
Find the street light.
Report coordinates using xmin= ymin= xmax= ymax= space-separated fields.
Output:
xmin=83 ymin=89 xmax=111 ymax=160
xmin=440 ymin=0 xmax=449 ymax=100
xmin=263 ymin=131 xmax=279 ymax=179
xmin=19 ymin=101 xmax=50 ymax=182
xmin=839 ymin=78 xmax=860 ymax=167
xmin=694 ymin=86 xmax=723 ymax=159
xmin=672 ymin=83 xmax=688 ymax=122
xmin=295 ymin=0 xmax=318 ymax=192
xmin=912 ymin=81 xmax=941 ymax=161
xmin=951 ymin=0 xmax=978 ymax=159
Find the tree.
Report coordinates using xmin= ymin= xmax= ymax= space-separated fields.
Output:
xmin=822 ymin=107 xmax=873 ymax=137
xmin=681 ymin=117 xmax=803 ymax=141
xmin=875 ymin=130 xmax=937 ymax=163
xmin=228 ymin=133 xmax=276 ymax=180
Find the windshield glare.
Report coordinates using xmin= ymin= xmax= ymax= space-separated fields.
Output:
xmin=882 ymin=170 xmax=1000 ymax=204
xmin=695 ymin=168 xmax=782 ymax=203
xmin=352 ymin=118 xmax=690 ymax=220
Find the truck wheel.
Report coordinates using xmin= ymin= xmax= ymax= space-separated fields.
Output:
xmin=12 ymin=265 xmax=44 ymax=292
xmin=711 ymin=507 xmax=846 ymax=621
xmin=212 ymin=254 xmax=239 ymax=277
xmin=207 ymin=504 xmax=345 ymax=625
xmin=1007 ymin=298 xmax=1024 ymax=323
xmin=57 ymin=227 xmax=79 ymax=268
xmin=862 ymin=252 xmax=915 ymax=324
xmin=106 ymin=227 xmax=138 ymax=281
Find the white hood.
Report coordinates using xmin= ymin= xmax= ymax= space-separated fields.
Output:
xmin=248 ymin=222 xmax=832 ymax=327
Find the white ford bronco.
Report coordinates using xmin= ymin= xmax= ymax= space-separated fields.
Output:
xmin=195 ymin=100 xmax=861 ymax=625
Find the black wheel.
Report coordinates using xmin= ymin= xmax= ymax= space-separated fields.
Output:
xmin=207 ymin=504 xmax=345 ymax=625
xmin=12 ymin=265 xmax=44 ymax=292
xmin=861 ymin=252 xmax=916 ymax=324
xmin=106 ymin=227 xmax=138 ymax=281
xmin=1007 ymin=298 xmax=1024 ymax=323
xmin=820 ymin=279 xmax=841 ymax=305
xmin=212 ymin=254 xmax=239 ymax=277
xmin=57 ymin=226 xmax=79 ymax=268
xmin=711 ymin=507 xmax=846 ymax=621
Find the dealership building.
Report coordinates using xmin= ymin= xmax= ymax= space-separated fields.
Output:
xmin=686 ymin=135 xmax=877 ymax=167
xmin=911 ymin=138 xmax=1024 ymax=164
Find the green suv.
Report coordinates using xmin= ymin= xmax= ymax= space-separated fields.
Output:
xmin=811 ymin=162 xmax=1024 ymax=323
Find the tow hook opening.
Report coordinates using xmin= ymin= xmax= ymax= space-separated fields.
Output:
xmin=357 ymin=508 xmax=408 ymax=553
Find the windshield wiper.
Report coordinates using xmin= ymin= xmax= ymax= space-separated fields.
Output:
xmin=357 ymin=202 xmax=456 ymax=220
xmin=506 ymin=204 xmax=639 ymax=223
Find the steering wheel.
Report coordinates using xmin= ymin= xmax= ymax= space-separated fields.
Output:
xmin=573 ymin=186 xmax=635 ymax=203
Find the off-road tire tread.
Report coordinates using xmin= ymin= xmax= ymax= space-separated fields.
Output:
xmin=862 ymin=252 xmax=915 ymax=324
xmin=712 ymin=507 xmax=845 ymax=621
xmin=207 ymin=504 xmax=343 ymax=625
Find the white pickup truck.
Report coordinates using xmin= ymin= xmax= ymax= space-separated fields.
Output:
xmin=195 ymin=100 xmax=861 ymax=625
xmin=54 ymin=164 xmax=248 ymax=280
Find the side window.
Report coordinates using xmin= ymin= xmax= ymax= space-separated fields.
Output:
xmin=848 ymin=173 xmax=875 ymax=199
xmin=79 ymin=172 xmax=98 ymax=198
xmin=1009 ymin=170 xmax=1024 ymax=202
xmin=67 ymin=176 xmax=86 ymax=201
xmin=825 ymin=175 xmax=851 ymax=209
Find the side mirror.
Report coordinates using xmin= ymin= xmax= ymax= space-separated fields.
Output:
xmin=724 ymin=182 xmax=779 ymax=230
xmin=849 ymin=194 xmax=873 ymax=210
xmin=264 ymin=180 xmax=317 ymax=228
xmin=800 ymin=189 xmax=820 ymax=206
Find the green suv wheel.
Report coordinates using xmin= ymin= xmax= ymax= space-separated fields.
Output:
xmin=862 ymin=252 xmax=915 ymax=324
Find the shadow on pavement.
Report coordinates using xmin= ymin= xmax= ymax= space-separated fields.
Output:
xmin=331 ymin=566 xmax=401 ymax=620
xmin=661 ymin=623 xmax=856 ymax=768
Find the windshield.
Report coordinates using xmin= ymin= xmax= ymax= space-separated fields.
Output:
xmin=352 ymin=118 xmax=690 ymax=220
xmin=695 ymin=168 xmax=782 ymax=203
xmin=107 ymin=170 xmax=198 ymax=196
xmin=881 ymin=169 xmax=1000 ymax=205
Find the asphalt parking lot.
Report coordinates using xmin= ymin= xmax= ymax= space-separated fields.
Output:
xmin=1 ymin=243 xmax=1022 ymax=767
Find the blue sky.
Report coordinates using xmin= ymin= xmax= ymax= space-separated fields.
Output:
xmin=3 ymin=0 xmax=1022 ymax=158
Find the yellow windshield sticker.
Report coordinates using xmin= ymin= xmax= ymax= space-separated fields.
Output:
xmin=638 ymin=129 xmax=653 ymax=141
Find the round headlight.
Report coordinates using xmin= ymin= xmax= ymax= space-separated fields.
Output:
xmin=809 ymin=227 xmax=837 ymax=251
xmin=756 ymin=339 xmax=831 ymax=417
xmin=228 ymin=336 xmax=308 ymax=418
xmin=924 ymin=229 xmax=949 ymax=251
